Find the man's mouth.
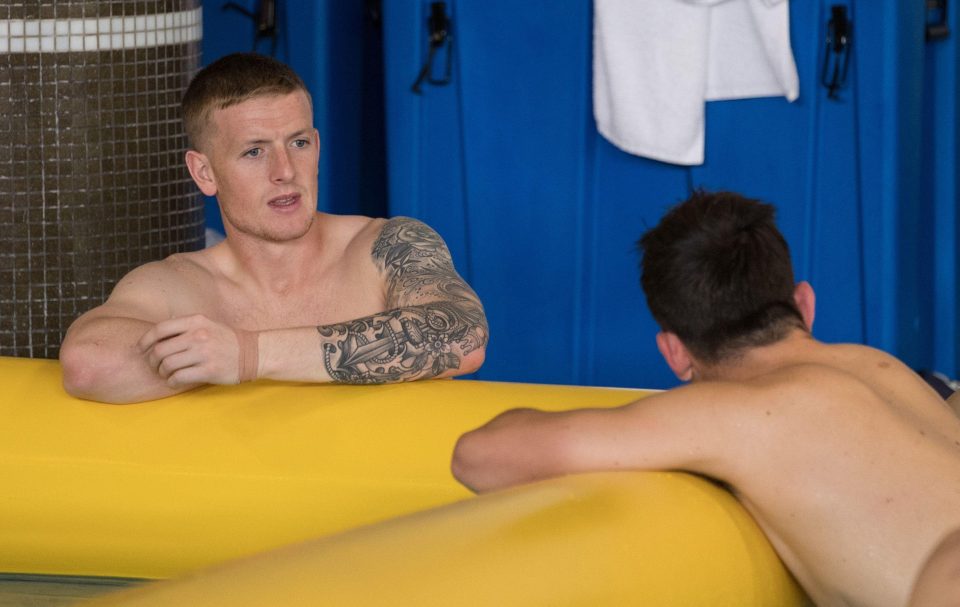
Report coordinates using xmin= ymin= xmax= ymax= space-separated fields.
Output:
xmin=268 ymin=194 xmax=300 ymax=208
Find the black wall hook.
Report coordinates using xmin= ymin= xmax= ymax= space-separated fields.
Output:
xmin=821 ymin=5 xmax=852 ymax=100
xmin=222 ymin=0 xmax=278 ymax=54
xmin=411 ymin=2 xmax=453 ymax=95
xmin=926 ymin=0 xmax=950 ymax=41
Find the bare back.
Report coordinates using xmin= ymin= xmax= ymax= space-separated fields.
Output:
xmin=722 ymin=345 xmax=960 ymax=607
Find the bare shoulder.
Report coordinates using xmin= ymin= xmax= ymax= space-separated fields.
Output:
xmin=818 ymin=343 xmax=949 ymax=411
xmin=633 ymin=368 xmax=867 ymax=477
xmin=747 ymin=363 xmax=888 ymax=417
xmin=641 ymin=366 xmax=869 ymax=442
xmin=653 ymin=367 xmax=845 ymax=412
xmin=97 ymin=249 xmax=215 ymax=318
xmin=369 ymin=216 xmax=451 ymax=256
xmin=322 ymin=213 xmax=385 ymax=247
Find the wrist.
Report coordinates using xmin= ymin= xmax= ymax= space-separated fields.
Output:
xmin=235 ymin=329 xmax=260 ymax=383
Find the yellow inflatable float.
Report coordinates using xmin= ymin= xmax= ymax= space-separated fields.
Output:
xmin=0 ymin=356 xmax=806 ymax=604
xmin=84 ymin=472 xmax=805 ymax=606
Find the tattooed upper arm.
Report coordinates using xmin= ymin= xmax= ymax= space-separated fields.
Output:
xmin=372 ymin=217 xmax=480 ymax=308
xmin=314 ymin=218 xmax=488 ymax=384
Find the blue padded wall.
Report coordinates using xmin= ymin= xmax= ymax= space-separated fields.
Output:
xmin=383 ymin=0 xmax=959 ymax=388
xmin=921 ymin=2 xmax=960 ymax=377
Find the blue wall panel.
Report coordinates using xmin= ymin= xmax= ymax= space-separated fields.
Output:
xmin=586 ymin=143 xmax=689 ymax=388
xmin=377 ymin=0 xmax=958 ymax=386
xmin=382 ymin=0 xmax=911 ymax=389
xmin=922 ymin=3 xmax=960 ymax=378
xmin=452 ymin=1 xmax=594 ymax=384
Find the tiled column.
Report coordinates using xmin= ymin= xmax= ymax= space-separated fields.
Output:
xmin=0 ymin=1 xmax=205 ymax=358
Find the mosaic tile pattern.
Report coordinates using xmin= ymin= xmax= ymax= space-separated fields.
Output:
xmin=0 ymin=9 xmax=203 ymax=53
xmin=0 ymin=0 xmax=205 ymax=359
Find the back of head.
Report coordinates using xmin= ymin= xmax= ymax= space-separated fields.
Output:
xmin=638 ymin=190 xmax=805 ymax=364
xmin=181 ymin=53 xmax=309 ymax=151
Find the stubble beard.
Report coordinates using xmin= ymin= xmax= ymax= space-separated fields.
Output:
xmin=224 ymin=207 xmax=316 ymax=244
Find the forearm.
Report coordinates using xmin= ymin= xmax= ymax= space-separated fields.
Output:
xmin=60 ymin=316 xmax=193 ymax=403
xmin=258 ymin=300 xmax=488 ymax=384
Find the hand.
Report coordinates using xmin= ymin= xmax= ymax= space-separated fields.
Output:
xmin=138 ymin=314 xmax=243 ymax=387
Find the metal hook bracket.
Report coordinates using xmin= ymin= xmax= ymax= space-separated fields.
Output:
xmin=222 ymin=0 xmax=278 ymax=53
xmin=821 ymin=5 xmax=852 ymax=100
xmin=926 ymin=0 xmax=950 ymax=41
xmin=411 ymin=2 xmax=453 ymax=95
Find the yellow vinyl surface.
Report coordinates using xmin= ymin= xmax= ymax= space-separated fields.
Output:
xmin=2 ymin=356 xmax=806 ymax=605
xmin=0 ymin=356 xmax=645 ymax=579
xmin=83 ymin=472 xmax=806 ymax=607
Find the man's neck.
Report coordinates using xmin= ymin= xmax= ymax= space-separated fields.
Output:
xmin=694 ymin=330 xmax=820 ymax=383
xmin=219 ymin=216 xmax=330 ymax=294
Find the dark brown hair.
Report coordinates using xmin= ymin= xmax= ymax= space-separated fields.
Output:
xmin=181 ymin=53 xmax=310 ymax=150
xmin=638 ymin=190 xmax=806 ymax=363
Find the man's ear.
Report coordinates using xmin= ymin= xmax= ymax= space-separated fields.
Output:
xmin=656 ymin=331 xmax=694 ymax=382
xmin=185 ymin=150 xmax=218 ymax=197
xmin=794 ymin=281 xmax=816 ymax=331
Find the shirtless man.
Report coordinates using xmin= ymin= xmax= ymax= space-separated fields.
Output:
xmin=452 ymin=191 xmax=960 ymax=607
xmin=60 ymin=53 xmax=487 ymax=404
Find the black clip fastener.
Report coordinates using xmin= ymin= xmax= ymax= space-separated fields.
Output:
xmin=926 ymin=0 xmax=950 ymax=41
xmin=411 ymin=2 xmax=453 ymax=95
xmin=222 ymin=0 xmax=278 ymax=53
xmin=821 ymin=5 xmax=851 ymax=100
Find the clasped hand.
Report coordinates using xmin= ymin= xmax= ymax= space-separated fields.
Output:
xmin=138 ymin=314 xmax=242 ymax=387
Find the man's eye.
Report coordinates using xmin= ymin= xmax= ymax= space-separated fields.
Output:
xmin=243 ymin=148 xmax=261 ymax=158
xmin=292 ymin=139 xmax=309 ymax=148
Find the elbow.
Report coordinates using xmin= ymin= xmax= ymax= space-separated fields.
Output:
xmin=59 ymin=341 xmax=97 ymax=399
xmin=452 ymin=408 xmax=575 ymax=493
xmin=451 ymin=428 xmax=494 ymax=493
xmin=434 ymin=305 xmax=487 ymax=379
xmin=59 ymin=340 xmax=128 ymax=403
xmin=451 ymin=408 xmax=536 ymax=493
xmin=436 ymin=341 xmax=486 ymax=380
xmin=460 ymin=344 xmax=486 ymax=375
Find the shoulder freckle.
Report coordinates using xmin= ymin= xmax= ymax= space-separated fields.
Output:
xmin=878 ymin=361 xmax=890 ymax=369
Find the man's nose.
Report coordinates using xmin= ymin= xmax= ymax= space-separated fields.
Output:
xmin=270 ymin=149 xmax=294 ymax=183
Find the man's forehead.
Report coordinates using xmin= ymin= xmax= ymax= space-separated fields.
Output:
xmin=216 ymin=89 xmax=308 ymax=114
xmin=210 ymin=91 xmax=314 ymax=135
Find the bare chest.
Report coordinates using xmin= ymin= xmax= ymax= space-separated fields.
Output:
xmin=187 ymin=274 xmax=387 ymax=331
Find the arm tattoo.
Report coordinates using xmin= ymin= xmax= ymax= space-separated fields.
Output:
xmin=318 ymin=217 xmax=488 ymax=384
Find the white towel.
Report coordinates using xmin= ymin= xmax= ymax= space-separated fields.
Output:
xmin=593 ymin=0 xmax=800 ymax=166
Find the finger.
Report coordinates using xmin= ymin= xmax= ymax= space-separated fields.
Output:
xmin=138 ymin=317 xmax=193 ymax=352
xmin=142 ymin=333 xmax=192 ymax=371
xmin=164 ymin=366 xmax=208 ymax=389
xmin=156 ymin=348 xmax=204 ymax=380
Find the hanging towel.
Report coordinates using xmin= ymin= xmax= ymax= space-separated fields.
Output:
xmin=593 ymin=0 xmax=800 ymax=166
